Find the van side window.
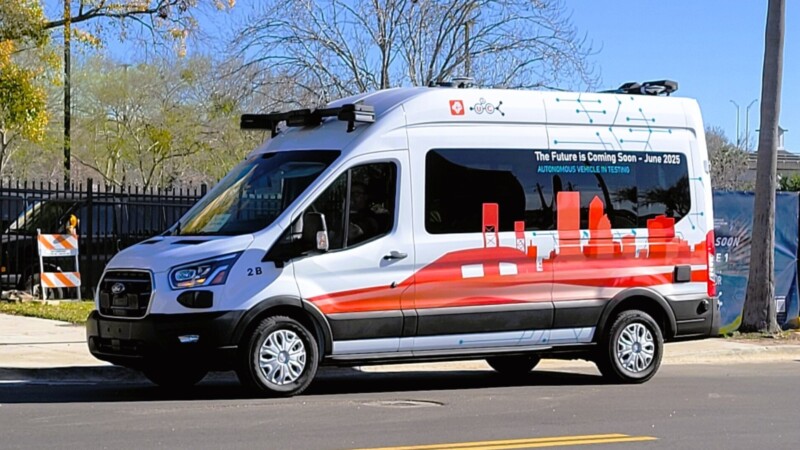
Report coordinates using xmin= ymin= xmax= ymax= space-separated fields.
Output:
xmin=425 ymin=149 xmax=690 ymax=234
xmin=426 ymin=150 xmax=528 ymax=233
xmin=307 ymin=162 xmax=397 ymax=250
xmin=635 ymin=162 xmax=691 ymax=226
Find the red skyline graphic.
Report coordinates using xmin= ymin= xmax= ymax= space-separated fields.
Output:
xmin=310 ymin=193 xmax=710 ymax=315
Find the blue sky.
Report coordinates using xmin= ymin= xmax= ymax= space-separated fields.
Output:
xmin=569 ymin=1 xmax=798 ymax=152
xmin=192 ymin=1 xmax=800 ymax=152
xmin=65 ymin=1 xmax=796 ymax=152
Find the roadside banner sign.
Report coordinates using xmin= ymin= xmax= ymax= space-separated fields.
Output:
xmin=712 ymin=191 xmax=799 ymax=332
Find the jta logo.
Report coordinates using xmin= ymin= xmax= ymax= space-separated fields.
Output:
xmin=471 ymin=98 xmax=504 ymax=116
xmin=449 ymin=100 xmax=465 ymax=116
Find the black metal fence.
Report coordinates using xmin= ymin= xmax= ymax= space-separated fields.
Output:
xmin=0 ymin=179 xmax=205 ymax=298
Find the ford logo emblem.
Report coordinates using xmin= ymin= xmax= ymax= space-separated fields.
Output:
xmin=111 ymin=283 xmax=126 ymax=295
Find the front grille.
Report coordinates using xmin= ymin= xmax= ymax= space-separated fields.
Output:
xmin=91 ymin=337 xmax=146 ymax=356
xmin=98 ymin=271 xmax=153 ymax=318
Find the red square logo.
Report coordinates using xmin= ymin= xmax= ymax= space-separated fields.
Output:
xmin=449 ymin=100 xmax=465 ymax=115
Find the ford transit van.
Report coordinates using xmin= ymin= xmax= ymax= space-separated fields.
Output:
xmin=87 ymin=81 xmax=719 ymax=396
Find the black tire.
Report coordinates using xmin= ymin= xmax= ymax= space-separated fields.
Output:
xmin=141 ymin=364 xmax=208 ymax=389
xmin=486 ymin=355 xmax=541 ymax=375
xmin=595 ymin=310 xmax=663 ymax=383
xmin=236 ymin=315 xmax=319 ymax=397
xmin=23 ymin=274 xmax=64 ymax=300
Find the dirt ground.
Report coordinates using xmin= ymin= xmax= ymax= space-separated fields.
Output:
xmin=727 ymin=330 xmax=800 ymax=345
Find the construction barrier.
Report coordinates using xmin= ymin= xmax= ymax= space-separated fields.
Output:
xmin=36 ymin=231 xmax=81 ymax=300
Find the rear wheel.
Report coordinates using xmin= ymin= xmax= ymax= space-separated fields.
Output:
xmin=595 ymin=310 xmax=663 ymax=383
xmin=141 ymin=364 xmax=208 ymax=389
xmin=236 ymin=315 xmax=319 ymax=397
xmin=486 ymin=355 xmax=541 ymax=376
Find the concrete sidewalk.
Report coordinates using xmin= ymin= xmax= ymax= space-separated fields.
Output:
xmin=1 ymin=313 xmax=799 ymax=382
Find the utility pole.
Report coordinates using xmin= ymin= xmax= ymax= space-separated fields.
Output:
xmin=745 ymin=99 xmax=758 ymax=151
xmin=464 ymin=19 xmax=471 ymax=77
xmin=729 ymin=100 xmax=740 ymax=148
xmin=63 ymin=0 xmax=71 ymax=187
xmin=464 ymin=1 xmax=477 ymax=78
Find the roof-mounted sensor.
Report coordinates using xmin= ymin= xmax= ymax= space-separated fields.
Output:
xmin=601 ymin=80 xmax=678 ymax=96
xmin=428 ymin=77 xmax=475 ymax=89
xmin=241 ymin=103 xmax=376 ymax=137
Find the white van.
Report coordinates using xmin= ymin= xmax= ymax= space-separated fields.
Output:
xmin=87 ymin=80 xmax=719 ymax=396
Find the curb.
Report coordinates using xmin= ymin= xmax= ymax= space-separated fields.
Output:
xmin=0 ymin=366 xmax=368 ymax=384
xmin=661 ymin=345 xmax=800 ymax=364
xmin=2 ymin=345 xmax=799 ymax=384
xmin=0 ymin=366 xmax=144 ymax=383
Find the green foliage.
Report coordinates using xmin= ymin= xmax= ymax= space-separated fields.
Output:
xmin=706 ymin=126 xmax=751 ymax=190
xmin=0 ymin=300 xmax=95 ymax=324
xmin=56 ymin=55 xmax=264 ymax=188
xmin=779 ymin=173 xmax=800 ymax=191
xmin=0 ymin=59 xmax=48 ymax=142
xmin=0 ymin=0 xmax=54 ymax=176
xmin=0 ymin=0 xmax=237 ymax=179
xmin=0 ymin=0 xmax=48 ymax=44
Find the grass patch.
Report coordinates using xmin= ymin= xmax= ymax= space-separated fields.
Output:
xmin=0 ymin=300 xmax=95 ymax=324
xmin=725 ymin=330 xmax=800 ymax=343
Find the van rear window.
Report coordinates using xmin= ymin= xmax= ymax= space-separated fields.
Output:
xmin=425 ymin=149 xmax=690 ymax=234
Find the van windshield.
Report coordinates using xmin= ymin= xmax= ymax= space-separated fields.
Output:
xmin=177 ymin=150 xmax=340 ymax=236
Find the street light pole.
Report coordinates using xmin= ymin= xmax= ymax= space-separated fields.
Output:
xmin=745 ymin=99 xmax=758 ymax=151
xmin=729 ymin=100 xmax=740 ymax=148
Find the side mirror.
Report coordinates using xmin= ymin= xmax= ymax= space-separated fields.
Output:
xmin=301 ymin=212 xmax=329 ymax=252
xmin=263 ymin=212 xmax=329 ymax=268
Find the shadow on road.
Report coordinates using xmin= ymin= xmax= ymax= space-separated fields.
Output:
xmin=0 ymin=366 xmax=607 ymax=404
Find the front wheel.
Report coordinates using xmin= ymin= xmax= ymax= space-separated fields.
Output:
xmin=595 ymin=310 xmax=663 ymax=383
xmin=236 ymin=315 xmax=319 ymax=397
xmin=486 ymin=355 xmax=541 ymax=376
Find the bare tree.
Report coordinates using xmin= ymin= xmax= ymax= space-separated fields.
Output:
xmin=43 ymin=0 xmax=234 ymax=37
xmin=235 ymin=0 xmax=597 ymax=103
xmin=741 ymin=0 xmax=785 ymax=334
xmin=705 ymin=126 xmax=750 ymax=190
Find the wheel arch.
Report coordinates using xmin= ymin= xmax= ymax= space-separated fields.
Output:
xmin=596 ymin=288 xmax=677 ymax=342
xmin=232 ymin=296 xmax=333 ymax=358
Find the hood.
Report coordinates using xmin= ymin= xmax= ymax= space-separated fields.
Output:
xmin=106 ymin=234 xmax=256 ymax=273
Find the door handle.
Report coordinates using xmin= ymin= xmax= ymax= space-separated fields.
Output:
xmin=383 ymin=250 xmax=408 ymax=260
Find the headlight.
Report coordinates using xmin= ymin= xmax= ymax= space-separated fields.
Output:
xmin=169 ymin=253 xmax=242 ymax=290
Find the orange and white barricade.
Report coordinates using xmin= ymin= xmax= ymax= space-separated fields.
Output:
xmin=36 ymin=230 xmax=81 ymax=300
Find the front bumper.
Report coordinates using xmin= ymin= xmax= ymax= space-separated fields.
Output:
xmin=86 ymin=310 xmax=244 ymax=370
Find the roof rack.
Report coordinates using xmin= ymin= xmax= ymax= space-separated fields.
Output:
xmin=240 ymin=103 xmax=376 ymax=137
xmin=601 ymin=80 xmax=678 ymax=96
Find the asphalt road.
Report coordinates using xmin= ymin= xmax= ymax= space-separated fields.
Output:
xmin=0 ymin=362 xmax=798 ymax=450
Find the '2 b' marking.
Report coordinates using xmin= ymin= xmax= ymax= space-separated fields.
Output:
xmin=247 ymin=267 xmax=263 ymax=276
